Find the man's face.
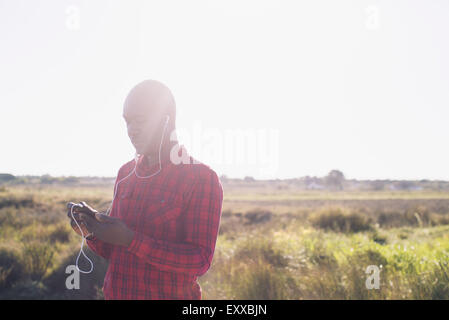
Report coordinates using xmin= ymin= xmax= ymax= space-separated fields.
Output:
xmin=123 ymin=104 xmax=163 ymax=156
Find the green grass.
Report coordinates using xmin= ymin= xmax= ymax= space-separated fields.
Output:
xmin=1 ymin=185 xmax=449 ymax=299
xmin=200 ymin=225 xmax=449 ymax=299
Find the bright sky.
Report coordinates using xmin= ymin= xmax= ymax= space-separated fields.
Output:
xmin=1 ymin=0 xmax=448 ymax=180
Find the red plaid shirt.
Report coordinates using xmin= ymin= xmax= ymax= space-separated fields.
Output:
xmin=86 ymin=144 xmax=223 ymax=300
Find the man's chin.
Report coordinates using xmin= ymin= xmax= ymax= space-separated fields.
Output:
xmin=135 ymin=146 xmax=145 ymax=155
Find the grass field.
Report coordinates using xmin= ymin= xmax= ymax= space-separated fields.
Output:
xmin=1 ymin=183 xmax=449 ymax=299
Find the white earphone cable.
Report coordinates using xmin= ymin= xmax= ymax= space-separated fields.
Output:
xmin=73 ymin=115 xmax=170 ymax=274
xmin=70 ymin=205 xmax=94 ymax=274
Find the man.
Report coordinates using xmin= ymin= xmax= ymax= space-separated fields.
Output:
xmin=68 ymin=80 xmax=223 ymax=299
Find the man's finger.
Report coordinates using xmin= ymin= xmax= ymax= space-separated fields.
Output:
xmin=67 ymin=208 xmax=80 ymax=220
xmin=79 ymin=213 xmax=98 ymax=232
xmin=70 ymin=219 xmax=93 ymax=238
xmin=70 ymin=219 xmax=83 ymax=236
xmin=95 ymin=212 xmax=117 ymax=223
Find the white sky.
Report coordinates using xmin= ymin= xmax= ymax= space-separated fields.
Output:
xmin=0 ymin=0 xmax=448 ymax=180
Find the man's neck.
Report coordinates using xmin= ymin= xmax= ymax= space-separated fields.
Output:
xmin=146 ymin=154 xmax=160 ymax=167
xmin=144 ymin=140 xmax=178 ymax=167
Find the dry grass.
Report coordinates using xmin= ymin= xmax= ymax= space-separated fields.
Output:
xmin=1 ymin=184 xmax=449 ymax=299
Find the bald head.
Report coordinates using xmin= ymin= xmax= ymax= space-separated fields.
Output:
xmin=123 ymin=80 xmax=176 ymax=123
xmin=123 ymin=80 xmax=176 ymax=156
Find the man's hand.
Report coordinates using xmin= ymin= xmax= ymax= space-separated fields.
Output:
xmin=79 ymin=212 xmax=135 ymax=247
xmin=67 ymin=201 xmax=97 ymax=239
xmin=69 ymin=218 xmax=91 ymax=238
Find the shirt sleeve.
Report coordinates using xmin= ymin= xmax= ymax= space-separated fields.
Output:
xmin=86 ymin=168 xmax=124 ymax=260
xmin=86 ymin=234 xmax=114 ymax=260
xmin=126 ymin=169 xmax=223 ymax=277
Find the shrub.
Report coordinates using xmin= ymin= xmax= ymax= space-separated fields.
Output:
xmin=310 ymin=208 xmax=373 ymax=233
xmin=344 ymin=249 xmax=389 ymax=299
xmin=409 ymin=253 xmax=449 ymax=300
xmin=230 ymin=261 xmax=293 ymax=299
xmin=0 ymin=194 xmax=35 ymax=210
xmin=0 ymin=248 xmax=24 ymax=289
xmin=221 ymin=209 xmax=233 ymax=217
xmin=370 ymin=230 xmax=388 ymax=245
xmin=0 ymin=280 xmax=48 ymax=299
xmin=430 ymin=214 xmax=449 ymax=227
xmin=44 ymin=248 xmax=109 ymax=300
xmin=0 ymin=208 xmax=19 ymax=228
xmin=0 ymin=173 xmax=15 ymax=182
xmin=48 ymin=224 xmax=71 ymax=243
xmin=21 ymin=242 xmax=55 ymax=281
xmin=377 ymin=207 xmax=436 ymax=228
xmin=234 ymin=236 xmax=289 ymax=268
xmin=303 ymin=238 xmax=338 ymax=268
xmin=427 ymin=259 xmax=449 ymax=299
xmin=244 ymin=209 xmax=273 ymax=225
